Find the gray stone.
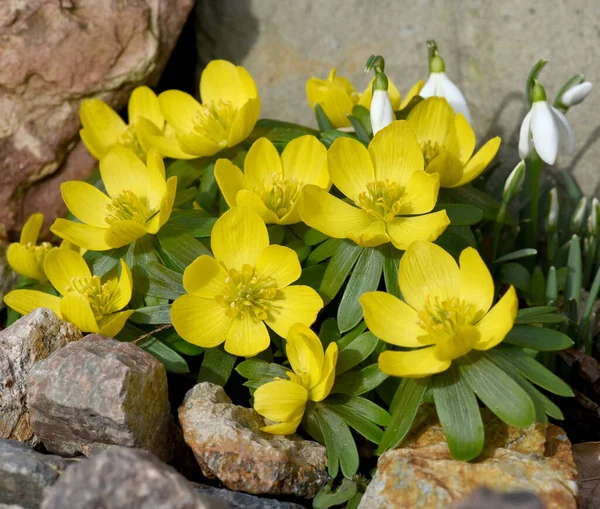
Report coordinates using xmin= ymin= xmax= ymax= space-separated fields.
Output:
xmin=0 ymin=439 xmax=74 ymax=509
xmin=0 ymin=308 xmax=81 ymax=445
xmin=195 ymin=486 xmax=305 ymax=509
xmin=178 ymin=382 xmax=328 ymax=498
xmin=455 ymin=487 xmax=544 ymax=509
xmin=196 ymin=0 xmax=600 ymax=192
xmin=40 ymin=446 xmax=228 ymax=509
xmin=27 ymin=335 xmax=174 ymax=462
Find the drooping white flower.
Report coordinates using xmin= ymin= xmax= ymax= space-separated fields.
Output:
xmin=420 ymin=55 xmax=471 ymax=124
xmin=370 ymin=89 xmax=394 ymax=135
xmin=561 ymin=81 xmax=593 ymax=107
xmin=519 ymin=82 xmax=575 ymax=165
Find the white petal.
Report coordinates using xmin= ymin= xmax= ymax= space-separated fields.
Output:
xmin=531 ymin=101 xmax=559 ymax=165
xmin=438 ymin=73 xmax=472 ymax=124
xmin=561 ymin=82 xmax=592 ymax=106
xmin=518 ymin=110 xmax=533 ymax=159
xmin=551 ymin=106 xmax=576 ymax=155
xmin=419 ymin=75 xmax=438 ymax=98
xmin=370 ymin=89 xmax=394 ymax=135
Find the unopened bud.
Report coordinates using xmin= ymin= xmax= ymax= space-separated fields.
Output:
xmin=532 ymin=81 xmax=547 ymax=102
xmin=502 ymin=160 xmax=526 ymax=202
xmin=561 ymin=81 xmax=592 ymax=106
xmin=571 ymin=196 xmax=588 ymax=234
xmin=547 ymin=188 xmax=559 ymax=229
xmin=588 ymin=197 xmax=600 ymax=236
xmin=370 ymin=89 xmax=394 ymax=136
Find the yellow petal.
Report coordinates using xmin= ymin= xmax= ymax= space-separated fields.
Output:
xmin=360 ymin=291 xmax=429 ymax=347
xmin=182 ymin=255 xmax=227 ymax=297
xmin=227 ymin=97 xmax=260 ymax=147
xmin=99 ymin=146 xmax=149 ymax=200
xmin=158 ymin=90 xmax=200 ymax=133
xmin=171 ymin=294 xmax=231 ymax=348
xmin=346 ymin=220 xmax=390 ymax=248
xmin=104 ymin=220 xmax=147 ymax=249
xmin=155 ymin=176 xmax=177 ymax=232
xmin=255 ymin=245 xmax=301 ymax=289
xmin=378 ymin=348 xmax=451 ymax=378
xmin=265 ymin=285 xmax=323 ymax=339
xmin=7 ymin=244 xmax=46 ymax=282
xmin=426 ymin=151 xmax=464 ymax=188
xmin=309 ymin=342 xmax=338 ymax=402
xmin=108 ymin=259 xmax=133 ymax=312
xmin=60 ymin=292 xmax=99 ymax=333
xmin=286 ymin=323 xmax=324 ymax=389
xmin=98 ymin=310 xmax=135 ymax=337
xmin=281 ymin=135 xmax=329 ymax=188
xmin=128 ymin=86 xmax=164 ymax=128
xmin=179 ymin=132 xmax=224 ymax=157
xmin=397 ymin=171 xmax=440 ymax=215
xmin=211 ymin=207 xmax=270 ymax=270
xmin=201 ymin=60 xmax=257 ymax=110
xmin=386 ymin=210 xmax=450 ymax=251
xmin=406 ymin=97 xmax=454 ymax=148
xmin=450 ymin=137 xmax=501 ymax=188
xmin=237 ymin=65 xmax=259 ymax=100
xmin=299 ymin=185 xmax=375 ymax=242
xmin=214 ymin=158 xmax=248 ymax=207
xmin=254 ymin=380 xmax=308 ymax=424
xmin=20 ymin=213 xmax=44 ymax=245
xmin=454 ymin=114 xmax=476 ymax=164
xmin=435 ymin=324 xmax=481 ymax=361
xmin=44 ymin=248 xmax=91 ymax=296
xmin=225 ymin=315 xmax=270 ymax=357
xmin=235 ymin=190 xmax=280 ymax=224
xmin=261 ymin=415 xmax=303 ymax=435
xmin=327 ymin=137 xmax=375 ymax=202
xmin=4 ymin=289 xmax=62 ymax=317
xmin=50 ymin=219 xmax=111 ymax=251
xmin=61 ymin=181 xmax=110 ymax=228
xmin=145 ymin=147 xmax=167 ymax=212
xmin=136 ymin=118 xmax=196 ymax=159
xmin=474 ymin=286 xmax=518 ymax=351
xmin=79 ymin=99 xmax=125 ymax=158
xmin=244 ymin=137 xmax=282 ymax=191
xmin=368 ymin=120 xmax=424 ymax=187
xmin=460 ymin=247 xmax=494 ymax=317
xmin=399 ymin=80 xmax=424 ymax=110
xmin=399 ymin=240 xmax=460 ymax=311
xmin=306 ymin=73 xmax=355 ymax=128
xmin=80 ymin=129 xmax=104 ymax=160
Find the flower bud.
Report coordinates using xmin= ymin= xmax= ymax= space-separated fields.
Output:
xmin=560 ymin=81 xmax=592 ymax=106
xmin=571 ymin=196 xmax=588 ymax=234
xmin=588 ymin=197 xmax=600 ymax=237
xmin=502 ymin=160 xmax=525 ymax=203
xmin=370 ymin=89 xmax=394 ymax=136
xmin=547 ymin=188 xmax=559 ymax=229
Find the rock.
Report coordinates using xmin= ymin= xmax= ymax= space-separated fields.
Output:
xmin=0 ymin=0 xmax=194 ymax=235
xmin=195 ymin=486 xmax=305 ymax=509
xmin=196 ymin=0 xmax=600 ymax=191
xmin=0 ymin=308 xmax=81 ymax=445
xmin=572 ymin=442 xmax=600 ymax=509
xmin=0 ymin=225 xmax=16 ymax=311
xmin=40 ymin=446 xmax=228 ymax=509
xmin=27 ymin=334 xmax=174 ymax=462
xmin=178 ymin=382 xmax=328 ymax=498
xmin=0 ymin=438 xmax=75 ymax=509
xmin=455 ymin=487 xmax=545 ymax=509
xmin=358 ymin=407 xmax=578 ymax=509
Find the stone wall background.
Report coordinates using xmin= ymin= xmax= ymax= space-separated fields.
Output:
xmin=196 ymin=0 xmax=600 ymax=194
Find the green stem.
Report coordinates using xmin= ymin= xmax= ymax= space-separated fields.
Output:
xmin=524 ymin=151 xmax=543 ymax=249
xmin=492 ymin=202 xmax=508 ymax=261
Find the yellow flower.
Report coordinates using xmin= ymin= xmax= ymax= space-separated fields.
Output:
xmin=80 ymin=86 xmax=164 ymax=160
xmin=253 ymin=323 xmax=338 ymax=434
xmin=299 ymin=120 xmax=450 ymax=250
xmin=306 ymin=68 xmax=422 ymax=128
xmin=170 ymin=207 xmax=323 ymax=357
xmin=360 ymin=241 xmax=518 ymax=378
xmin=50 ymin=146 xmax=177 ymax=251
xmin=214 ymin=135 xmax=329 ymax=225
xmin=7 ymin=213 xmax=53 ymax=283
xmin=149 ymin=60 xmax=260 ymax=159
xmin=406 ymin=97 xmax=501 ymax=188
xmin=4 ymin=249 xmax=133 ymax=336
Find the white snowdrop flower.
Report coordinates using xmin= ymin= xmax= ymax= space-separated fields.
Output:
xmin=561 ymin=81 xmax=592 ymax=107
xmin=519 ymin=82 xmax=575 ymax=165
xmin=370 ymin=89 xmax=394 ymax=136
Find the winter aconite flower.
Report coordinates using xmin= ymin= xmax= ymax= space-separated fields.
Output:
xmin=215 ymin=135 xmax=329 ymax=225
xmin=4 ymin=249 xmax=133 ymax=336
xmin=151 ymin=60 xmax=260 ymax=159
xmin=7 ymin=213 xmax=53 ymax=283
xmin=360 ymin=241 xmax=518 ymax=377
xmin=50 ymin=147 xmax=176 ymax=251
xmin=253 ymin=323 xmax=338 ymax=434
xmin=80 ymin=86 xmax=164 ymax=160
xmin=406 ymin=97 xmax=501 ymax=188
xmin=170 ymin=207 xmax=323 ymax=357
xmin=299 ymin=120 xmax=449 ymax=250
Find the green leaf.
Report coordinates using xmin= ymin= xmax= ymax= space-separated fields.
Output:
xmin=382 ymin=244 xmax=402 ymax=299
xmin=157 ymin=330 xmax=204 ymax=356
xmin=286 ymin=239 xmax=311 ymax=264
xmin=314 ymin=104 xmax=333 ymax=131
xmin=249 ymin=119 xmax=319 ymax=148
xmin=566 ymin=235 xmax=582 ymax=306
xmin=457 ymin=352 xmax=535 ymax=428
xmin=434 ymin=203 xmax=483 ymax=226
xmin=83 ymin=249 xmax=122 ymax=276
xmin=378 ymin=377 xmax=428 ymax=454
xmin=320 ymin=240 xmax=362 ymax=304
xmin=304 ymin=228 xmax=330 ymax=246
xmin=351 ymin=104 xmax=373 ymax=137
xmin=515 ymin=306 xmax=566 ymax=324
xmin=499 ymin=262 xmax=531 ymax=293
xmin=166 ymin=210 xmax=216 ymax=238
xmin=438 ymin=185 xmax=505 ymax=222
xmin=307 ymin=238 xmax=343 ymax=266
xmin=146 ymin=262 xmax=185 ymax=300
xmin=312 ymin=479 xmax=358 ymax=509
xmin=195 ymin=163 xmax=218 ymax=212
xmin=331 ymin=363 xmax=388 ymax=396
xmin=432 ymin=364 xmax=484 ymax=461
xmin=493 ymin=249 xmax=538 ymax=264
xmin=158 ymin=228 xmax=210 ymax=272
xmin=504 ymin=325 xmax=574 ymax=351
xmin=166 ymin=157 xmax=207 ymax=189
xmin=336 ymin=332 xmax=380 ymax=374
xmin=198 ymin=347 xmax=237 ymax=386
xmin=130 ymin=305 xmax=172 ymax=325
xmin=338 ymin=247 xmax=384 ymax=332
xmin=319 ymin=318 xmax=341 ymax=349
xmin=296 ymin=263 xmax=327 ymax=290
xmin=434 ymin=226 xmax=476 ymax=258
xmin=583 ymin=265 xmax=600 ymax=324
xmin=125 ymin=236 xmax=162 ymax=296
xmin=517 ymin=306 xmax=558 ymax=316
xmin=319 ymin=129 xmax=359 ymax=148
xmin=235 ymin=358 xmax=288 ymax=380
xmin=348 ymin=115 xmax=370 ymax=145
xmin=546 ymin=266 xmax=558 ymax=305
xmin=337 ymin=321 xmax=367 ymax=349
xmin=322 ymin=395 xmax=389 ymax=444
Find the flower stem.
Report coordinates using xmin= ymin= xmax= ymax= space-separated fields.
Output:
xmin=523 ymin=151 xmax=543 ymax=249
xmin=492 ymin=201 xmax=508 ymax=261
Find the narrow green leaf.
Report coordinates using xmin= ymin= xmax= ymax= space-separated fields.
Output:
xmin=546 ymin=266 xmax=558 ymax=305
xmin=492 ymin=249 xmax=537 ymax=264
xmin=514 ymin=313 xmax=566 ymax=324
xmin=314 ymin=405 xmax=359 ymax=478
xmin=296 ymin=263 xmax=327 ymax=290
xmin=382 ymin=244 xmax=402 ymax=298
xmin=235 ymin=358 xmax=288 ymax=380
xmin=583 ymin=265 xmax=600 ymax=324
xmin=434 ymin=225 xmax=477 ymax=258
xmin=83 ymin=249 xmax=121 ymax=276
xmin=323 ymin=396 xmax=388 ymax=444
xmin=336 ymin=332 xmax=380 ymax=374
xmin=348 ymin=115 xmax=371 ymax=145
xmin=517 ymin=306 xmax=558 ymax=316
xmin=198 ymin=347 xmax=237 ymax=386
xmin=504 ymin=325 xmax=574 ymax=351
xmin=432 ymin=364 xmax=484 ymax=461
xmin=166 ymin=210 xmax=216 ymax=238
xmin=499 ymin=263 xmax=531 ymax=293
xmin=157 ymin=330 xmax=204 ymax=356
xmin=130 ymin=305 xmax=172 ymax=325
xmin=438 ymin=185 xmax=504 ymax=222
xmin=307 ymin=238 xmax=343 ymax=266
xmin=320 ymin=240 xmax=363 ymax=304
xmin=566 ymin=235 xmax=582 ymax=306
xmin=146 ymin=262 xmax=185 ymax=300
xmin=351 ymin=105 xmax=373 ymax=137
xmin=166 ymin=157 xmax=206 ymax=189
xmin=312 ymin=479 xmax=358 ymax=509
xmin=158 ymin=228 xmax=210 ymax=272
xmin=319 ymin=318 xmax=341 ymax=349
xmin=314 ymin=104 xmax=333 ymax=131
xmin=337 ymin=321 xmax=367 ymax=349
xmin=434 ymin=203 xmax=483 ymax=226
xmin=304 ymin=228 xmax=330 ymax=246
xmin=249 ymin=119 xmax=319 ymax=148
xmin=331 ymin=363 xmax=388 ymax=396
xmin=319 ymin=129 xmax=359 ymax=148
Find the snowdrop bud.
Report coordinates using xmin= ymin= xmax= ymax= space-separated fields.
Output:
xmin=561 ymin=81 xmax=593 ymax=106
xmin=588 ymin=197 xmax=600 ymax=236
xmin=370 ymin=88 xmax=394 ymax=135
xmin=547 ymin=188 xmax=559 ymax=229
xmin=502 ymin=160 xmax=526 ymax=203
xmin=571 ymin=196 xmax=588 ymax=234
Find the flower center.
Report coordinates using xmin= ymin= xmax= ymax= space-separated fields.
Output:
xmin=192 ymin=100 xmax=237 ymax=146
xmin=215 ymin=264 xmax=278 ymax=320
xmin=66 ymin=275 xmax=117 ymax=318
xmin=420 ymin=140 xmax=442 ymax=166
xmin=356 ymin=180 xmax=405 ymax=222
xmin=257 ymin=173 xmax=302 ymax=219
xmin=117 ymin=125 xmax=144 ymax=159
xmin=25 ymin=241 xmax=53 ymax=271
xmin=105 ymin=191 xmax=151 ymax=225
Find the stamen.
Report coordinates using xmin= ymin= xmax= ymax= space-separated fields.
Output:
xmin=421 ymin=140 xmax=442 ymax=166
xmin=257 ymin=173 xmax=302 ymax=219
xmin=105 ymin=191 xmax=151 ymax=225
xmin=192 ymin=100 xmax=237 ymax=146
xmin=66 ymin=275 xmax=118 ymax=318
xmin=117 ymin=125 xmax=144 ymax=159
xmin=25 ymin=241 xmax=54 ymax=269
xmin=357 ymin=180 xmax=405 ymax=222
